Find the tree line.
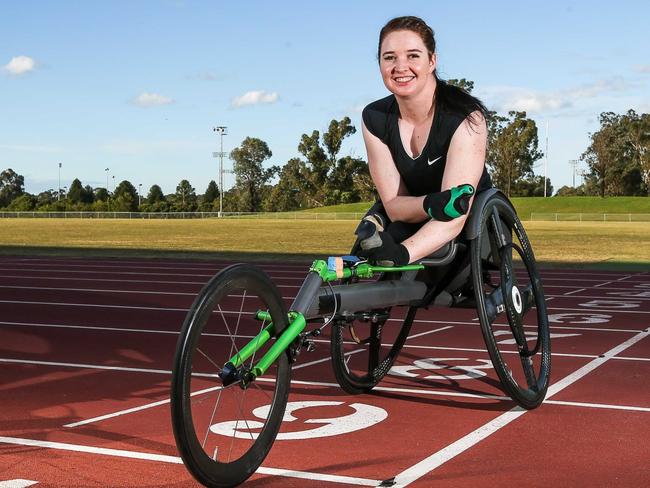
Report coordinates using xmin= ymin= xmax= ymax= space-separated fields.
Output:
xmin=1 ymin=82 xmax=648 ymax=212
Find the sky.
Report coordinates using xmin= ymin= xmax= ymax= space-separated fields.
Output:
xmin=1 ymin=0 xmax=649 ymax=197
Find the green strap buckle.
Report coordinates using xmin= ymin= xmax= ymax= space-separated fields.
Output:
xmin=443 ymin=184 xmax=475 ymax=219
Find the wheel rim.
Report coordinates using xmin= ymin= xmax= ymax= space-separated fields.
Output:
xmin=332 ymin=305 xmax=416 ymax=391
xmin=473 ymin=197 xmax=550 ymax=407
xmin=172 ymin=265 xmax=290 ymax=486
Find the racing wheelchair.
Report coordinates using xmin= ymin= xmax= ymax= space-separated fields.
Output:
xmin=170 ymin=188 xmax=550 ymax=487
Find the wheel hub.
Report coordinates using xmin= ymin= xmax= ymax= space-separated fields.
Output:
xmin=511 ymin=285 xmax=523 ymax=314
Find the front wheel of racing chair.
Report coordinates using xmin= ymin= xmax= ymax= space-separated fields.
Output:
xmin=465 ymin=189 xmax=551 ymax=409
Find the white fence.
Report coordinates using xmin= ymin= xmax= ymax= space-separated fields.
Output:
xmin=2 ymin=211 xmax=650 ymax=222
xmin=0 ymin=211 xmax=368 ymax=220
xmin=529 ymin=213 xmax=650 ymax=222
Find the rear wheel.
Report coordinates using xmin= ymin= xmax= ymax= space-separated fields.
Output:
xmin=471 ymin=194 xmax=551 ymax=409
xmin=171 ymin=264 xmax=291 ymax=487
xmin=330 ymin=272 xmax=417 ymax=394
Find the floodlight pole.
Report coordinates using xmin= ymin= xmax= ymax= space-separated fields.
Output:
xmin=58 ymin=162 xmax=62 ymax=201
xmin=213 ymin=126 xmax=228 ymax=217
xmin=138 ymin=183 xmax=142 ymax=207
xmin=544 ymin=121 xmax=548 ymax=197
xmin=105 ymin=168 xmax=109 ymax=192
xmin=569 ymin=160 xmax=578 ymax=187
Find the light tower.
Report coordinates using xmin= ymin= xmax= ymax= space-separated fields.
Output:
xmin=213 ymin=126 xmax=228 ymax=217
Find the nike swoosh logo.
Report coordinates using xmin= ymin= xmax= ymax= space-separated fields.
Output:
xmin=428 ymin=156 xmax=442 ymax=165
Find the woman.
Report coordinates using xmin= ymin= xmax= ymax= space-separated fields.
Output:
xmin=357 ymin=16 xmax=492 ymax=266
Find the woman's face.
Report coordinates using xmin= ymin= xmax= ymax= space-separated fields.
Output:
xmin=379 ymin=29 xmax=436 ymax=97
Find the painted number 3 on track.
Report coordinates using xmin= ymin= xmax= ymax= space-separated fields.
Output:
xmin=210 ymin=401 xmax=388 ymax=440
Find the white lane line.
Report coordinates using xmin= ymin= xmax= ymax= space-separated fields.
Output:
xmin=594 ymin=281 xmax=613 ymax=288
xmin=550 ymin=293 xmax=650 ymax=302
xmin=0 ymin=275 xmax=302 ymax=289
xmin=612 ymin=355 xmax=650 ymax=362
xmin=0 ymin=299 xmax=190 ymax=312
xmin=0 ymin=321 xmax=180 ymax=335
xmin=407 ymin=325 xmax=455 ymax=340
xmin=545 ymin=399 xmax=650 ymax=412
xmin=4 ymin=297 xmax=650 ymax=316
xmin=0 ymin=436 xmax=380 ymax=486
xmin=391 ymin=328 xmax=650 ymax=487
xmin=547 ymin=306 xmax=650 ymax=315
xmin=0 ymin=261 xmax=311 ymax=272
xmin=0 ymin=358 xmax=172 ymax=375
xmin=5 ymin=274 xmax=644 ymax=292
xmin=0 ymin=480 xmax=38 ymax=487
xmin=563 ymin=288 xmax=586 ymax=296
xmin=292 ymin=349 xmax=365 ymax=371
xmin=2 ymin=319 xmax=644 ymax=336
xmin=64 ymin=382 xmax=226 ymax=428
xmin=0 ymin=298 xmax=298 ymax=310
xmin=0 ymin=284 xmax=197 ymax=296
xmin=0 ymin=267 xmax=308 ymax=280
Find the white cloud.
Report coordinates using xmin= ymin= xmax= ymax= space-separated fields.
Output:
xmin=480 ymin=77 xmax=633 ymax=114
xmin=231 ymin=90 xmax=279 ymax=108
xmin=3 ymin=55 xmax=36 ymax=76
xmin=633 ymin=64 xmax=650 ymax=73
xmin=132 ymin=92 xmax=174 ymax=107
xmin=101 ymin=139 xmax=199 ymax=155
xmin=0 ymin=143 xmax=62 ymax=153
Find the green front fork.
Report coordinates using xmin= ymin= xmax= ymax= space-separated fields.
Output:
xmin=223 ymin=310 xmax=306 ymax=382
xmin=221 ymin=259 xmax=424 ymax=386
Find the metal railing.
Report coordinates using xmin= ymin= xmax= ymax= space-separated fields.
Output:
xmin=529 ymin=213 xmax=650 ymax=222
xmin=2 ymin=211 xmax=650 ymax=222
xmin=0 ymin=211 xmax=368 ymax=220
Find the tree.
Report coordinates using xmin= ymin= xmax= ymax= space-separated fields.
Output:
xmin=147 ymin=184 xmax=166 ymax=204
xmin=173 ymin=179 xmax=198 ymax=211
xmin=265 ymin=158 xmax=311 ymax=211
xmin=230 ymin=137 xmax=279 ymax=212
xmin=486 ymin=111 xmax=543 ymax=196
xmin=581 ymin=110 xmax=649 ymax=197
xmin=68 ymin=178 xmax=84 ymax=203
xmin=447 ymin=78 xmax=475 ymax=93
xmin=511 ymin=175 xmax=553 ymax=197
xmin=113 ymin=180 xmax=138 ymax=211
xmin=0 ymin=168 xmax=25 ymax=208
xmin=200 ymin=180 xmax=220 ymax=211
xmin=285 ymin=116 xmax=368 ymax=208
xmin=36 ymin=190 xmax=55 ymax=209
xmin=95 ymin=187 xmax=109 ymax=202
xmin=7 ymin=193 xmax=36 ymax=211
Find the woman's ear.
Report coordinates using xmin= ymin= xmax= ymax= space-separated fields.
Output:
xmin=430 ymin=53 xmax=437 ymax=73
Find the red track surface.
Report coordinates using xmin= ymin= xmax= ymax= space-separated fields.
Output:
xmin=1 ymin=256 xmax=649 ymax=487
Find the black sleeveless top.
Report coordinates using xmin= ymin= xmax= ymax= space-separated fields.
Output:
xmin=362 ymin=94 xmax=492 ymax=196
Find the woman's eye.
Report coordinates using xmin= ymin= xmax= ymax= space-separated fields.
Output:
xmin=408 ymin=53 xmax=419 ymax=59
xmin=383 ymin=55 xmax=395 ymax=62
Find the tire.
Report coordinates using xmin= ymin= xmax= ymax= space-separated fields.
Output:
xmin=470 ymin=194 xmax=551 ymax=409
xmin=171 ymin=264 xmax=291 ymax=487
xmin=330 ymin=267 xmax=418 ymax=394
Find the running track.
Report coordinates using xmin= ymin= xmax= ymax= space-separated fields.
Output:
xmin=1 ymin=256 xmax=649 ymax=487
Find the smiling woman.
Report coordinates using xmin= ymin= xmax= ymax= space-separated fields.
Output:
xmin=356 ymin=16 xmax=492 ymax=267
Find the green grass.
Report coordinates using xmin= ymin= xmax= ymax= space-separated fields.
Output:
xmin=2 ymin=218 xmax=650 ymax=270
xmin=300 ymin=196 xmax=650 ymax=218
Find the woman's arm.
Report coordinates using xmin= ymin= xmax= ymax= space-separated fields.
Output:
xmin=362 ymin=121 xmax=428 ymax=223
xmin=403 ymin=111 xmax=488 ymax=262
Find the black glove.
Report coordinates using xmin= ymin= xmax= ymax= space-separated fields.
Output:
xmin=423 ymin=184 xmax=475 ymax=221
xmin=357 ymin=230 xmax=410 ymax=267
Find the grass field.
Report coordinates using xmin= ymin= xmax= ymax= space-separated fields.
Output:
xmin=2 ymin=218 xmax=650 ymax=270
xmin=301 ymin=196 xmax=650 ymax=218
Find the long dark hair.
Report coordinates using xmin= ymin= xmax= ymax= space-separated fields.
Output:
xmin=378 ymin=16 xmax=487 ymax=125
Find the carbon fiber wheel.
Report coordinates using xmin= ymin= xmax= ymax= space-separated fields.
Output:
xmin=171 ymin=264 xmax=291 ymax=487
xmin=471 ymin=193 xmax=551 ymax=409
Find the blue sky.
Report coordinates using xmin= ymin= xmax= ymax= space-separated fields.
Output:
xmin=1 ymin=0 xmax=648 ymax=197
